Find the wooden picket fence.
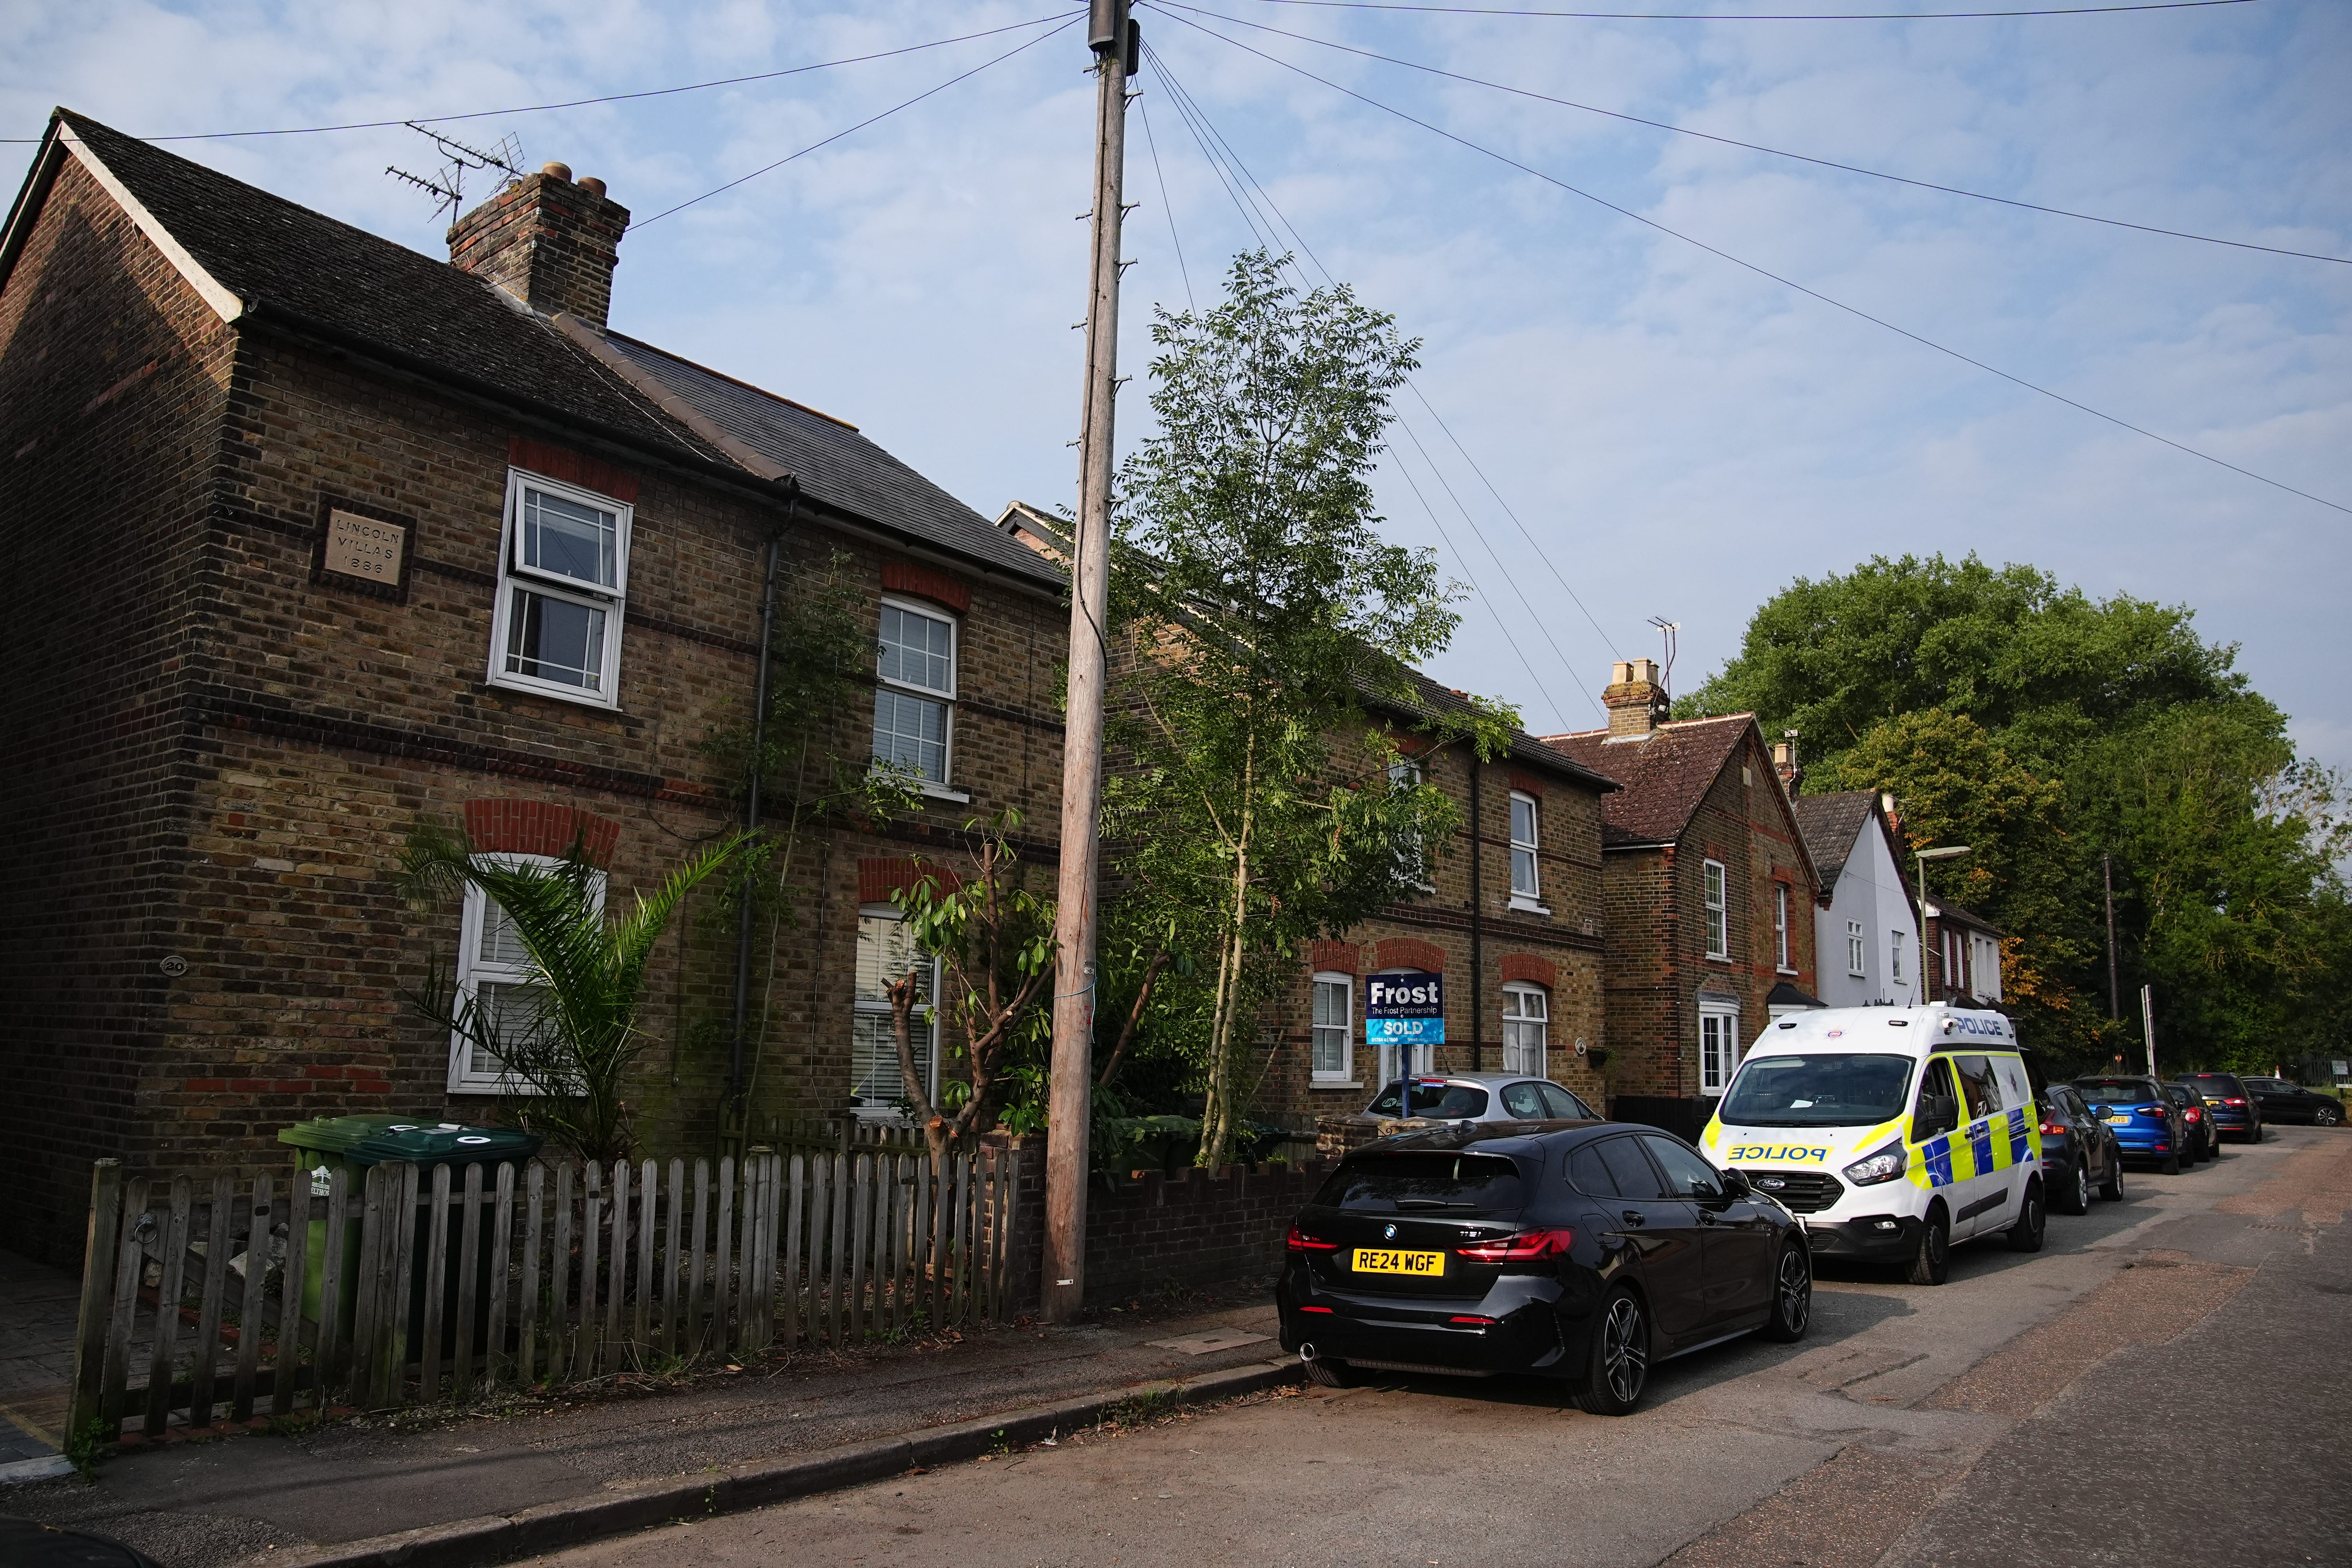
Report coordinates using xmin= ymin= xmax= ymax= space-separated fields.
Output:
xmin=65 ymin=1145 xmax=1020 ymax=1442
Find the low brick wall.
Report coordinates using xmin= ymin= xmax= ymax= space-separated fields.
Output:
xmin=999 ymin=1148 xmax=1337 ymax=1310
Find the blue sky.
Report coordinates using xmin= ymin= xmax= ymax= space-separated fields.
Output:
xmin=7 ymin=0 xmax=2345 ymax=762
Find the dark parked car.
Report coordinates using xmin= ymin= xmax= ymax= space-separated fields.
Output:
xmin=2038 ymin=1083 xmax=2125 ymax=1211
xmin=2175 ymin=1071 xmax=2265 ymax=1142
xmin=2163 ymin=1084 xmax=2219 ymax=1163
xmin=2074 ymin=1075 xmax=2188 ymax=1174
xmin=1277 ymin=1122 xmax=1810 ymax=1416
xmin=2241 ymin=1077 xmax=2345 ymax=1127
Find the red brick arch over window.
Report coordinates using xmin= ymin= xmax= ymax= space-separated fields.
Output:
xmin=881 ymin=562 xmax=973 ymax=614
xmin=858 ymin=856 xmax=963 ymax=905
xmin=1309 ymin=940 xmax=1361 ymax=975
xmin=1499 ymin=953 xmax=1557 ymax=989
xmin=1372 ymin=938 xmax=1445 ymax=973
xmin=464 ymin=799 xmax=620 ymax=866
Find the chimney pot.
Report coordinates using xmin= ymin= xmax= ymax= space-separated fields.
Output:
xmin=1774 ymin=731 xmax=1802 ymax=800
xmin=448 ymin=167 xmax=631 ymax=330
xmin=579 ymin=176 xmax=607 ymax=198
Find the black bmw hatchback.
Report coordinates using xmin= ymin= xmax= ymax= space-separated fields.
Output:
xmin=1276 ymin=1123 xmax=1811 ymax=1416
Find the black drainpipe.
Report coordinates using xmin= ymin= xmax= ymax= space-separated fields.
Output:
xmin=730 ymin=479 xmax=800 ymax=1116
xmin=1469 ymin=748 xmax=1485 ymax=1073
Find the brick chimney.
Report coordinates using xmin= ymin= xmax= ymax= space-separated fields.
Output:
xmin=448 ymin=162 xmax=630 ymax=328
xmin=1774 ymin=729 xmax=1803 ymax=799
xmin=1602 ymin=658 xmax=1668 ymax=740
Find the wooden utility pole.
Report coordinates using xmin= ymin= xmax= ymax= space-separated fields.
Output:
xmin=1043 ymin=0 xmax=1134 ymax=1325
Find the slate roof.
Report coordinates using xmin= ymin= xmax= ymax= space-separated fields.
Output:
xmin=1539 ymin=714 xmax=1754 ymax=847
xmin=1791 ymin=791 xmax=1877 ymax=886
xmin=31 ymin=112 xmax=1054 ymax=586
xmin=1927 ymin=899 xmax=2004 ymax=937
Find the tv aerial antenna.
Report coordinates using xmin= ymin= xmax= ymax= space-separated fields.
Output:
xmin=1645 ymin=615 xmax=1679 ymax=701
xmin=385 ymin=123 xmax=526 ymax=224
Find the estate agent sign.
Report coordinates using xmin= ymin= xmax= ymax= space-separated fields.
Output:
xmin=1364 ymin=971 xmax=1445 ymax=1047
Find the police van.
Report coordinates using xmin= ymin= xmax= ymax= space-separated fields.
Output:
xmin=1699 ymin=1004 xmax=2044 ymax=1285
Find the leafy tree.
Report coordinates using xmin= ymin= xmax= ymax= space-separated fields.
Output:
xmin=400 ymin=822 xmax=748 ymax=1163
xmin=1102 ymin=251 xmax=1503 ymax=1168
xmin=884 ymin=814 xmax=1056 ymax=1157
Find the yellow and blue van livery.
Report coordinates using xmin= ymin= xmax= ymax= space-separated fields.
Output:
xmin=1700 ymin=1005 xmax=2045 ymax=1284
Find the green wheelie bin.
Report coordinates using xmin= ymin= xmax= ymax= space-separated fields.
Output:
xmin=279 ymin=1116 xmax=542 ymax=1356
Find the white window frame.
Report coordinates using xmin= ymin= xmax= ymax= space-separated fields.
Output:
xmin=1891 ymin=930 xmax=1907 ymax=984
xmin=853 ymin=902 xmax=940 ymax=1114
xmin=1972 ymin=933 xmax=2002 ymax=1001
xmin=1847 ymin=920 xmax=1867 ymax=978
xmin=1508 ymin=791 xmax=1546 ymax=912
xmin=1699 ymin=1001 xmax=1741 ymax=1096
xmin=449 ymin=853 xmax=605 ymax=1095
xmin=1501 ymin=982 xmax=1549 ymax=1078
xmin=1311 ymin=971 xmax=1357 ymax=1085
xmin=872 ymin=595 xmax=966 ymax=801
xmin=1702 ymin=859 xmax=1729 ymax=959
xmin=486 ymin=468 xmax=632 ymax=708
xmin=1774 ymin=883 xmax=1793 ymax=973
xmin=1389 ymin=759 xmax=1434 ymax=891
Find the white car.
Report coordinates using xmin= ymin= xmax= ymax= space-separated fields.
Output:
xmin=1352 ymin=1072 xmax=1599 ymax=1127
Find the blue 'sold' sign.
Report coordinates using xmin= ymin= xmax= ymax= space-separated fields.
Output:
xmin=1365 ymin=971 xmax=1445 ymax=1045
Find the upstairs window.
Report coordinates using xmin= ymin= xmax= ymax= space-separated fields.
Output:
xmin=1703 ymin=860 xmax=1729 ymax=958
xmin=1389 ymin=759 xmax=1430 ymax=888
xmin=1847 ymin=920 xmax=1867 ymax=977
xmin=873 ymin=599 xmax=957 ymax=788
xmin=1508 ymin=791 xmax=1541 ymax=905
xmin=1774 ymin=883 xmax=1792 ymax=971
xmin=490 ymin=471 xmax=632 ymax=705
xmin=1891 ymin=930 xmax=1907 ymax=983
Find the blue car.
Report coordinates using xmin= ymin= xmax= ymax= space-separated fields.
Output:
xmin=2074 ymin=1075 xmax=2189 ymax=1175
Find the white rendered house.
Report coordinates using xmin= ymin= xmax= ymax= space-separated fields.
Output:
xmin=1791 ymin=790 xmax=1921 ymax=1009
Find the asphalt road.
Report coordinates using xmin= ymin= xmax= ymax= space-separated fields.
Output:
xmin=533 ymin=1125 xmax=2352 ymax=1568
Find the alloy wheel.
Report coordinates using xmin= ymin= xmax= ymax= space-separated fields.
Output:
xmin=2074 ymin=1163 xmax=2090 ymax=1212
xmin=1777 ymin=1247 xmax=1812 ymax=1334
xmin=1602 ymin=1296 xmax=1648 ymax=1405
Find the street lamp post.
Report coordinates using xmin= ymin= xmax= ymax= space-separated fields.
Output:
xmin=1914 ymin=845 xmax=1972 ymax=1004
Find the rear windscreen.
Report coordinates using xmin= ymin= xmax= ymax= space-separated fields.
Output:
xmin=1315 ymin=1152 xmax=1525 ymax=1213
xmin=2183 ymin=1074 xmax=2240 ymax=1093
xmin=1367 ymin=1083 xmax=1490 ymax=1119
xmin=2076 ymin=1078 xmax=2163 ymax=1105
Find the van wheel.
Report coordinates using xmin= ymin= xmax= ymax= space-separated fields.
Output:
xmin=1303 ymin=1355 xmax=1361 ymax=1388
xmin=1759 ymin=1243 xmax=1812 ymax=1343
xmin=1906 ymin=1208 xmax=1950 ymax=1286
xmin=2055 ymin=1161 xmax=2090 ymax=1216
xmin=2005 ymin=1180 xmax=2046 ymax=1252
xmin=1574 ymin=1289 xmax=1650 ymax=1416
xmin=2099 ymin=1157 xmax=2126 ymax=1202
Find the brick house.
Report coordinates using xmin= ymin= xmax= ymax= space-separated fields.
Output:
xmin=995 ymin=503 xmax=1619 ymax=1124
xmin=0 ymin=111 xmax=1069 ymax=1263
xmin=1541 ymin=660 xmax=1823 ymax=1138
xmin=1923 ymin=900 xmax=2005 ymax=1008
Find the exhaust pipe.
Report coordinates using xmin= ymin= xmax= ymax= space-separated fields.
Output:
xmin=1299 ymin=1343 xmax=1317 ymax=1364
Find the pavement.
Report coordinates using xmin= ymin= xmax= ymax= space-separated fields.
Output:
xmin=0 ymin=1247 xmax=79 ymax=1477
xmin=0 ymin=1282 xmax=1291 ymax=1566
xmin=509 ymin=1125 xmax=2352 ymax=1568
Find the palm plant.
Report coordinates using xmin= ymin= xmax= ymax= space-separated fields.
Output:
xmin=399 ymin=819 xmax=748 ymax=1164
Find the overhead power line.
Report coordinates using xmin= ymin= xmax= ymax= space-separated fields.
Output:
xmin=635 ymin=18 xmax=1080 ymax=227
xmin=1227 ymin=0 xmax=2256 ymax=19
xmin=1155 ymin=0 xmax=2347 ymax=266
xmin=3 ymin=11 xmax=1083 ymax=144
xmin=1152 ymin=4 xmax=2351 ymax=519
xmin=1144 ymin=38 xmax=1616 ymax=718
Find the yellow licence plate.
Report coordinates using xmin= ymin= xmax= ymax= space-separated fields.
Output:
xmin=1352 ymin=1248 xmax=1445 ymax=1277
xmin=2105 ymin=1114 xmax=2132 ymax=1124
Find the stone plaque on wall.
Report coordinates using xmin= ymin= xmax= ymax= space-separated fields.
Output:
xmin=323 ymin=509 xmax=406 ymax=584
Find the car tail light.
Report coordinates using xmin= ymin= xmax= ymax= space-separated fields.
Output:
xmin=2039 ymin=1121 xmax=2067 ymax=1138
xmin=1286 ymin=1227 xmax=1338 ymax=1252
xmin=1456 ymin=1229 xmax=1573 ymax=1261
xmin=2184 ymin=1107 xmax=2203 ymax=1122
xmin=1448 ymin=1315 xmax=1498 ymax=1326
xmin=2137 ymin=1105 xmax=2170 ymax=1118
xmin=1298 ymin=1304 xmax=1334 ymax=1314
xmin=2225 ymin=1098 xmax=2247 ymax=1107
